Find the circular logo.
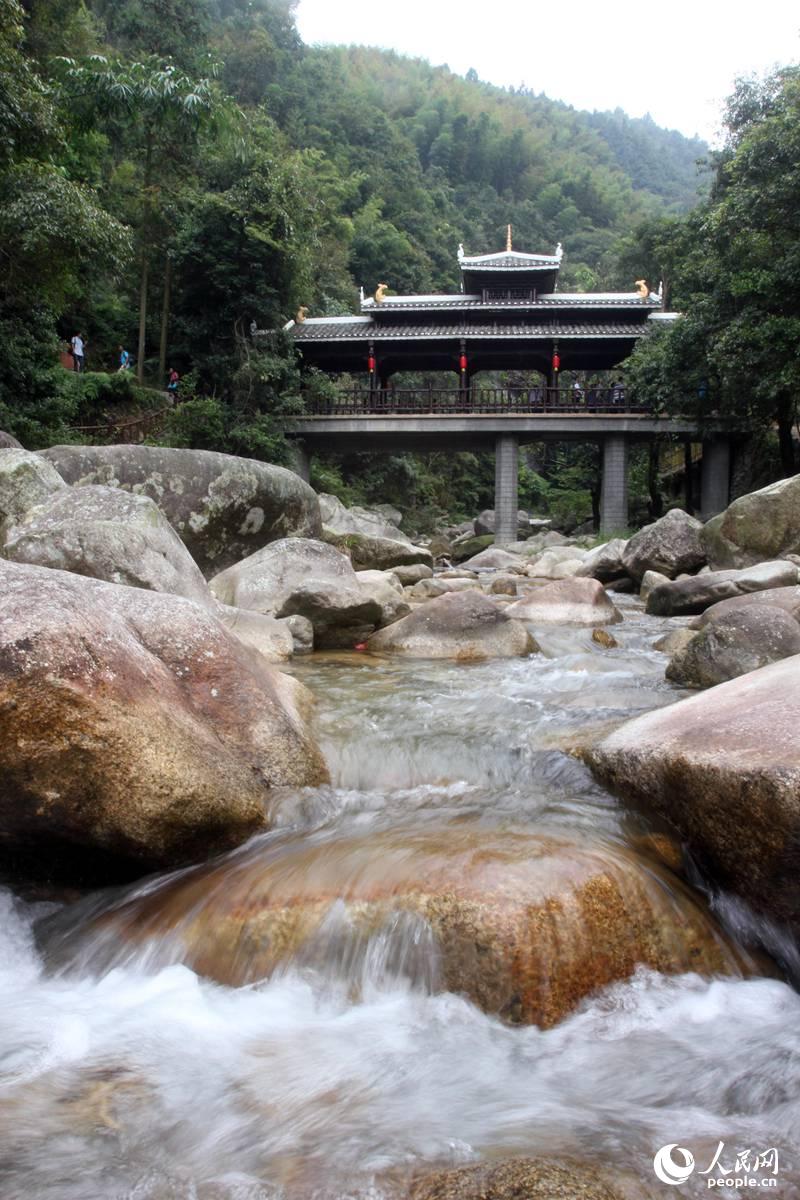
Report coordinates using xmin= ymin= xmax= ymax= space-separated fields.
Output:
xmin=653 ymin=1144 xmax=696 ymax=1186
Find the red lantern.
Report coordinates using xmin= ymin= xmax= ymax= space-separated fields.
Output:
xmin=368 ymin=355 xmax=376 ymax=373
xmin=552 ymin=351 xmax=561 ymax=373
xmin=459 ymin=353 xmax=468 ymax=372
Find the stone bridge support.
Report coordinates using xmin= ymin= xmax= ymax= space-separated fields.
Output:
xmin=290 ymin=442 xmax=312 ymax=484
xmin=494 ymin=434 xmax=519 ymax=544
xmin=700 ymin=437 xmax=731 ymax=520
xmin=600 ymin=435 xmax=629 ymax=535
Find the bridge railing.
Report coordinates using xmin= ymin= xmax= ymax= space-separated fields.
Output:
xmin=303 ymin=386 xmax=648 ymax=416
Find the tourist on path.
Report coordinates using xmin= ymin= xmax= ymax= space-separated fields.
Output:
xmin=70 ymin=333 xmax=86 ymax=373
xmin=117 ymin=346 xmax=131 ymax=372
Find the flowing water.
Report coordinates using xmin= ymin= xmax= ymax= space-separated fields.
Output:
xmin=1 ymin=598 xmax=799 ymax=1198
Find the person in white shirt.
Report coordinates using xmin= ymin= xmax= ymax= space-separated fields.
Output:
xmin=70 ymin=333 xmax=86 ymax=373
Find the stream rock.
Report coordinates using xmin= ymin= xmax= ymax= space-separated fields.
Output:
xmin=392 ymin=562 xmax=433 ymax=586
xmin=324 ymin=529 xmax=433 ymax=572
xmin=665 ymin=605 xmax=800 ymax=688
xmin=645 ymin=560 xmax=799 ymax=616
xmin=575 ymin=537 xmax=628 ymax=582
xmin=319 ymin=492 xmax=410 ymax=542
xmin=505 ymin=578 xmax=622 ymax=626
xmin=40 ymin=444 xmax=321 ymax=576
xmin=702 ymin=473 xmax=800 ymax=568
xmin=411 ymin=1157 xmax=627 ymax=1200
xmin=3 ymin=485 xmax=213 ymax=608
xmin=0 ymin=448 xmax=65 ymax=540
xmin=460 ymin=547 xmax=522 ymax=571
xmin=62 ymin=827 xmax=752 ymax=1026
xmin=621 ymin=509 xmax=706 ymax=582
xmin=355 ymin=569 xmax=411 ymax=627
xmin=586 ymin=653 xmax=800 ymax=928
xmin=473 ymin=508 xmax=532 ymax=537
xmin=0 ymin=431 xmax=22 ymax=449
xmin=691 ymin=585 xmax=800 ymax=628
xmin=0 ymin=560 xmax=328 ymax=878
xmin=367 ymin=590 xmax=535 ymax=659
xmin=215 ymin=604 xmax=295 ymax=662
xmin=209 ymin=537 xmax=383 ymax=649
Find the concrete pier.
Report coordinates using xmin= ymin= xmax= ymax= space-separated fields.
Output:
xmin=494 ymin=434 xmax=519 ymax=544
xmin=600 ymin=435 xmax=629 ymax=534
xmin=700 ymin=438 xmax=731 ymax=520
xmin=290 ymin=442 xmax=312 ymax=484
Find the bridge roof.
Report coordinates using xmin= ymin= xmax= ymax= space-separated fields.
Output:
xmin=458 ymin=249 xmax=562 ymax=271
xmin=291 ymin=318 xmax=647 ymax=342
xmin=360 ymin=291 xmax=659 ymax=312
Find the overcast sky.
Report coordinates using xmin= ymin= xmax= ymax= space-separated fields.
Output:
xmin=295 ymin=0 xmax=799 ymax=144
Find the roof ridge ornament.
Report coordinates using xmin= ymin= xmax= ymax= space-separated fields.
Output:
xmin=555 ymin=242 xmax=563 ymax=261
xmin=506 ymin=224 xmax=513 ymax=252
xmin=457 ymin=243 xmax=465 ymax=261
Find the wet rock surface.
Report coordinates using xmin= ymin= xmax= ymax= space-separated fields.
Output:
xmin=666 ymin=605 xmax=800 ymax=688
xmin=586 ymin=652 xmax=800 ymax=928
xmin=506 ymin=578 xmax=622 ymax=626
xmin=52 ymin=826 xmax=752 ymax=1027
xmin=368 ymin=589 xmax=535 ymax=659
xmin=0 ymin=559 xmax=328 ymax=877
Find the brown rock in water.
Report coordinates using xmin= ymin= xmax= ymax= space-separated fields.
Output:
xmin=0 ymin=560 xmax=328 ymax=878
xmin=506 ymin=578 xmax=622 ymax=627
xmin=592 ymin=629 xmax=618 ymax=649
xmin=410 ymin=1157 xmax=627 ymax=1200
xmin=367 ymin=590 xmax=535 ymax=660
xmin=63 ymin=827 xmax=752 ymax=1026
xmin=666 ymin=605 xmax=800 ymax=688
xmin=586 ymin=653 xmax=800 ymax=928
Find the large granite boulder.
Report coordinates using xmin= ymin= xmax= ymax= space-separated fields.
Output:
xmin=505 ymin=578 xmax=622 ymax=626
xmin=0 ymin=448 xmax=65 ymax=540
xmin=702 ymin=473 xmax=800 ymax=569
xmin=575 ymin=537 xmax=628 ymax=582
xmin=58 ymin=827 xmax=751 ymax=1025
xmin=692 ymin=585 xmax=800 ymax=629
xmin=621 ymin=509 xmax=705 ymax=582
xmin=40 ymin=444 xmax=320 ymax=576
xmin=459 ymin=546 xmax=523 ymax=571
xmin=318 ymin=492 xmax=410 ymax=542
xmin=473 ymin=508 xmax=531 ymax=537
xmin=0 ymin=560 xmax=328 ymax=879
xmin=355 ymin=569 xmax=411 ymax=627
xmin=586 ymin=654 xmax=800 ymax=928
xmin=666 ymin=605 xmax=800 ymax=688
xmin=391 ymin=562 xmax=433 ymax=586
xmin=209 ymin=537 xmax=383 ymax=650
xmin=325 ymin=529 xmax=433 ymax=572
xmin=214 ymin=604 xmax=295 ymax=662
xmin=0 ymin=431 xmax=22 ymax=449
xmin=3 ymin=485 xmax=212 ymax=608
xmin=451 ymin=533 xmax=495 ymax=562
xmin=646 ymin=560 xmax=799 ymax=616
xmin=367 ymin=590 xmax=535 ymax=659
xmin=411 ymin=1158 xmax=627 ymax=1200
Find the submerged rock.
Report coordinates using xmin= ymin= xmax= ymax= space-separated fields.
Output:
xmin=0 ymin=560 xmax=328 ymax=878
xmin=209 ymin=537 xmax=383 ymax=650
xmin=367 ymin=590 xmax=535 ymax=660
xmin=505 ymin=578 xmax=622 ymax=627
xmin=411 ymin=1157 xmax=627 ymax=1200
xmin=586 ymin=653 xmax=800 ymax=929
xmin=40 ymin=444 xmax=321 ymax=576
xmin=57 ymin=827 xmax=752 ymax=1026
xmin=622 ymin=509 xmax=705 ymax=582
xmin=3 ymin=485 xmax=213 ymax=608
xmin=666 ymin=606 xmax=800 ymax=688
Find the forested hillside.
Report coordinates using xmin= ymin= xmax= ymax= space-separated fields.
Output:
xmin=2 ymin=0 xmax=709 ymax=516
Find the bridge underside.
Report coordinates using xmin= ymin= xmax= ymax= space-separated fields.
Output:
xmin=288 ymin=414 xmax=734 ymax=541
